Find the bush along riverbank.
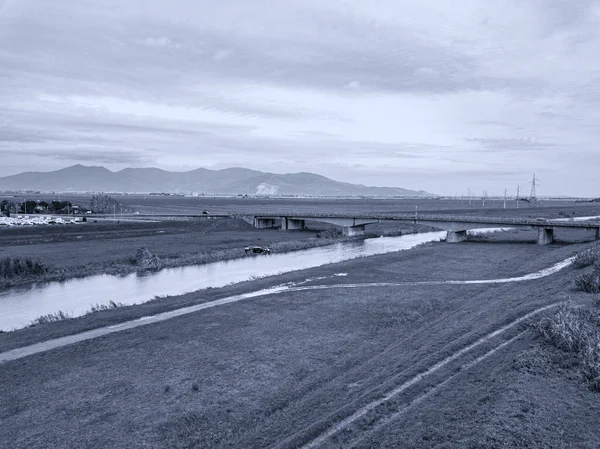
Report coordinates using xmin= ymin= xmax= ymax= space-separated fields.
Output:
xmin=534 ymin=242 xmax=600 ymax=391
xmin=0 ymin=257 xmax=50 ymax=288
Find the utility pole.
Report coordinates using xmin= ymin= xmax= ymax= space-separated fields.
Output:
xmin=504 ymin=189 xmax=507 ymax=209
xmin=516 ymin=185 xmax=520 ymax=209
xmin=113 ymin=204 xmax=116 ymax=223
xmin=468 ymin=187 xmax=472 ymax=205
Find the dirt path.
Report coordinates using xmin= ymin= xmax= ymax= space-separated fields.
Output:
xmin=0 ymin=256 xmax=576 ymax=365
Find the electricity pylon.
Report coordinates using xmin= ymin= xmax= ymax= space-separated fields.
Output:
xmin=530 ymin=173 xmax=539 ymax=202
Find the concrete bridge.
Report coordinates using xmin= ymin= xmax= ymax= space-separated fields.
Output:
xmin=254 ymin=215 xmax=381 ymax=236
xmin=252 ymin=213 xmax=600 ymax=244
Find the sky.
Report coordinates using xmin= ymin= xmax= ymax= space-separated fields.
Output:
xmin=1 ymin=0 xmax=599 ymax=196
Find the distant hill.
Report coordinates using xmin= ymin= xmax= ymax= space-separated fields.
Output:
xmin=0 ymin=165 xmax=431 ymax=197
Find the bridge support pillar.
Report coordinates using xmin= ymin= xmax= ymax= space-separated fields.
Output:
xmin=254 ymin=218 xmax=277 ymax=229
xmin=447 ymin=230 xmax=468 ymax=243
xmin=537 ymin=227 xmax=554 ymax=245
xmin=343 ymin=225 xmax=365 ymax=237
xmin=280 ymin=218 xmax=305 ymax=231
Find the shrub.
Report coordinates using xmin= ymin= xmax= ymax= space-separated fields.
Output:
xmin=88 ymin=301 xmax=124 ymax=313
xmin=89 ymin=194 xmax=121 ymax=214
xmin=573 ymin=245 xmax=600 ymax=269
xmin=536 ymin=303 xmax=596 ymax=352
xmin=0 ymin=257 xmax=48 ymax=279
xmin=30 ymin=310 xmax=72 ymax=325
xmin=575 ymin=270 xmax=600 ymax=293
xmin=536 ymin=302 xmax=600 ymax=391
xmin=581 ymin=337 xmax=600 ymax=391
xmin=134 ymin=247 xmax=164 ymax=271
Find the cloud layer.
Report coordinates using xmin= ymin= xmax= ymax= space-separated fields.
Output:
xmin=1 ymin=0 xmax=599 ymax=195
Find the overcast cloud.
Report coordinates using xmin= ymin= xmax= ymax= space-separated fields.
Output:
xmin=1 ymin=0 xmax=599 ymax=195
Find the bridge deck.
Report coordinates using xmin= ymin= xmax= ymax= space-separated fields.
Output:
xmin=253 ymin=213 xmax=600 ymax=229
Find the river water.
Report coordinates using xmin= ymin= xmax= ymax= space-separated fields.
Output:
xmin=0 ymin=231 xmax=446 ymax=331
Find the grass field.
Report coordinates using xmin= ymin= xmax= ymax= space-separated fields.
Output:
xmin=1 ymin=237 xmax=600 ymax=448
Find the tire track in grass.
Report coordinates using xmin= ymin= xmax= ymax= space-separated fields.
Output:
xmin=345 ymin=332 xmax=525 ymax=449
xmin=292 ymin=303 xmax=559 ymax=449
xmin=0 ymin=258 xmax=573 ymax=365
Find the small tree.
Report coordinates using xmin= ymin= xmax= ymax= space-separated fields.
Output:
xmin=49 ymin=201 xmax=72 ymax=214
xmin=19 ymin=200 xmax=38 ymax=214
xmin=89 ymin=194 xmax=122 ymax=214
xmin=1 ymin=200 xmax=16 ymax=216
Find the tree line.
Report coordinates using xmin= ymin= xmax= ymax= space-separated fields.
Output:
xmin=1 ymin=194 xmax=126 ymax=216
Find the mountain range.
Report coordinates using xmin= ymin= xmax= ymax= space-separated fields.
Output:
xmin=0 ymin=165 xmax=430 ymax=197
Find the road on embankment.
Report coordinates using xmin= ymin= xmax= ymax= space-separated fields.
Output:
xmin=1 ymin=238 xmax=600 ymax=448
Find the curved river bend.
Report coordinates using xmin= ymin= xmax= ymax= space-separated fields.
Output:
xmin=1 ymin=231 xmax=447 ymax=331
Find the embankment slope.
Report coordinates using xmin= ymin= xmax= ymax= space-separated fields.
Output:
xmin=1 ymin=240 xmax=599 ymax=448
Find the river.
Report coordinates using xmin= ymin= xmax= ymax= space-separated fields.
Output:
xmin=0 ymin=231 xmax=446 ymax=331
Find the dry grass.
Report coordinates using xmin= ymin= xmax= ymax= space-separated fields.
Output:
xmin=573 ymin=244 xmax=600 ymax=293
xmin=0 ymin=257 xmax=48 ymax=279
xmin=88 ymin=301 xmax=124 ymax=313
xmin=536 ymin=302 xmax=600 ymax=391
xmin=30 ymin=302 xmax=124 ymax=327
xmin=0 ymin=257 xmax=52 ymax=289
xmin=573 ymin=244 xmax=600 ymax=269
xmin=132 ymin=247 xmax=164 ymax=271
xmin=582 ymin=338 xmax=600 ymax=391
xmin=575 ymin=271 xmax=600 ymax=293
xmin=30 ymin=311 xmax=72 ymax=325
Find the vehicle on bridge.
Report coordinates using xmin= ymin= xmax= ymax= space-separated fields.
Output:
xmin=244 ymin=246 xmax=271 ymax=255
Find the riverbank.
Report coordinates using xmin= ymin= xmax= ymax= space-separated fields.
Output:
xmin=0 ymin=232 xmax=352 ymax=289
xmin=0 ymin=217 xmax=426 ymax=289
xmin=0 ymin=233 xmax=590 ymax=351
xmin=1 ymin=236 xmax=599 ymax=448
